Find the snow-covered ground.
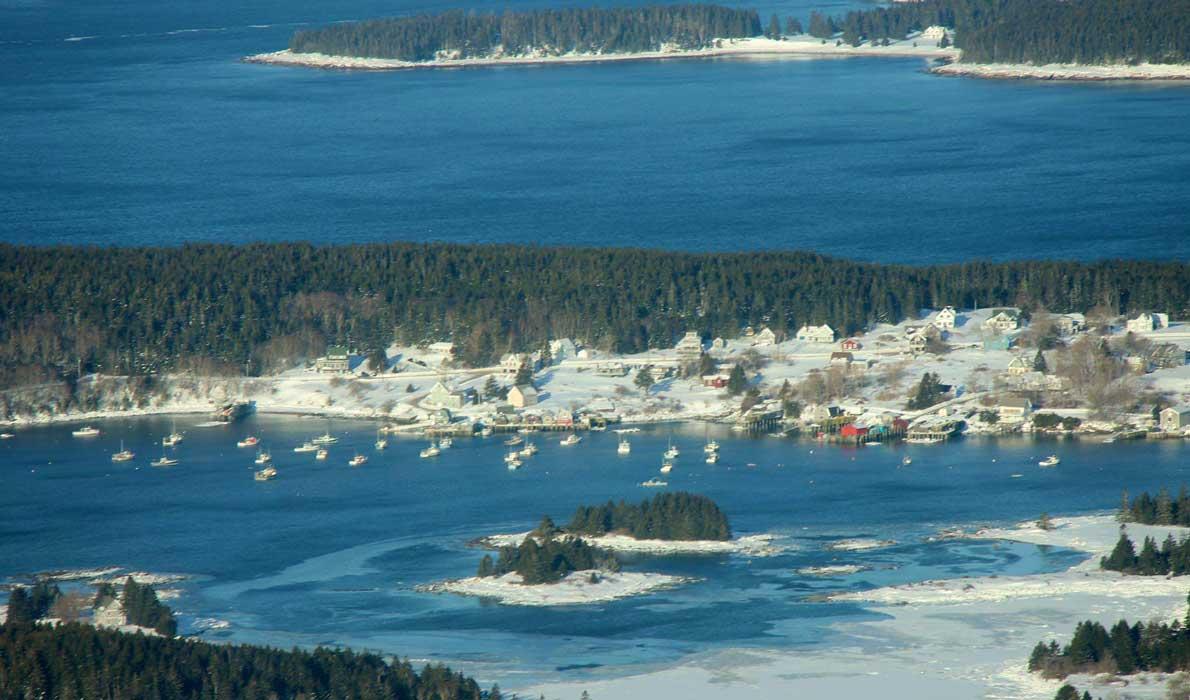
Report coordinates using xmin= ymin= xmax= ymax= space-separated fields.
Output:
xmin=933 ymin=61 xmax=1190 ymax=81
xmin=245 ymin=35 xmax=957 ymax=71
xmin=522 ymin=515 xmax=1190 ymax=700
xmin=825 ymin=538 xmax=898 ymax=552
xmin=478 ymin=531 xmax=782 ymax=557
xmin=420 ymin=570 xmax=694 ymax=606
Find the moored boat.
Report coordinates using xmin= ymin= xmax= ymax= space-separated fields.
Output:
xmin=294 ymin=441 xmax=317 ymax=453
xmin=560 ymin=434 xmax=582 ymax=446
xmin=640 ymin=478 xmax=667 ymax=487
xmin=254 ymin=449 xmax=272 ymax=465
xmin=1039 ymin=455 xmax=1061 ymax=467
xmin=254 ymin=466 xmax=277 ymax=481
xmin=72 ymin=426 xmax=101 ymax=438
xmin=151 ymin=455 xmax=178 ymax=468
xmin=660 ymin=461 xmax=673 ymax=474
xmin=420 ymin=443 xmax=441 ymax=458
xmin=237 ymin=436 xmax=259 ymax=448
xmin=705 ymin=452 xmax=719 ymax=464
xmin=348 ymin=454 xmax=368 ymax=467
xmin=316 ymin=448 xmax=328 ymax=460
xmin=617 ymin=439 xmax=631 ymax=455
xmin=375 ymin=430 xmax=388 ymax=450
xmin=111 ymin=440 xmax=134 ymax=462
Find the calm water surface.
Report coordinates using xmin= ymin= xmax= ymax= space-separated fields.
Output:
xmin=2 ymin=415 xmax=1187 ymax=686
xmin=2 ymin=0 xmax=1188 ymax=261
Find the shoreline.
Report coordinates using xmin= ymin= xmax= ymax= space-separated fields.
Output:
xmin=243 ymin=36 xmax=958 ymax=72
xmin=931 ymin=61 xmax=1190 ymax=81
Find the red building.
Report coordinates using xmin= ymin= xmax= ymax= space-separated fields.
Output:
xmin=840 ymin=424 xmax=869 ymax=438
xmin=841 ymin=338 xmax=862 ymax=350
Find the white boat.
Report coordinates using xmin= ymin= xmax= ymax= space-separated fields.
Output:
xmin=375 ymin=430 xmax=388 ymax=450
xmin=0 ymin=433 xmax=13 ymax=439
xmin=591 ymin=424 xmax=607 ymax=432
xmin=615 ymin=428 xmax=641 ymax=434
xmin=316 ymin=448 xmax=328 ymax=460
xmin=705 ymin=453 xmax=719 ymax=464
xmin=905 ymin=437 xmax=943 ymax=445
xmin=111 ymin=440 xmax=135 ymax=462
xmin=504 ymin=451 xmax=520 ymax=463
xmin=864 ymin=440 xmax=882 ymax=446
xmin=507 ymin=458 xmax=522 ymax=470
xmin=560 ymin=434 xmax=582 ymax=446
xmin=1039 ymin=455 xmax=1061 ymax=467
xmin=254 ymin=449 xmax=272 ymax=465
xmin=617 ymin=439 xmax=631 ymax=455
xmin=663 ymin=446 xmax=679 ymax=460
xmin=660 ymin=461 xmax=674 ymax=474
xmin=72 ymin=426 xmax=100 ymax=437
xmin=703 ymin=440 xmax=720 ymax=454
xmin=519 ymin=442 xmax=538 ymax=457
xmin=420 ymin=444 xmax=441 ymax=459
xmin=439 ymin=437 xmax=453 ymax=449
xmin=480 ymin=426 xmax=494 ymax=437
xmin=902 ymin=456 xmax=912 ymax=466
xmin=237 ymin=436 xmax=259 ymax=448
xmin=312 ymin=432 xmax=338 ymax=445
xmin=294 ymin=441 xmax=317 ymax=453
xmin=640 ymin=478 xmax=667 ymax=487
xmin=254 ymin=466 xmax=277 ymax=481
xmin=348 ymin=454 xmax=368 ymax=467
xmin=162 ymin=421 xmax=183 ymax=447
xmin=503 ymin=435 xmax=523 ymax=446
xmin=151 ymin=455 xmax=178 ymax=468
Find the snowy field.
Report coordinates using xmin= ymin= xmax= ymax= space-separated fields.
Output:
xmin=420 ymin=570 xmax=695 ymax=606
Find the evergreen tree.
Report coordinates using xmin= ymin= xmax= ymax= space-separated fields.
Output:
xmin=697 ymin=352 xmax=716 ymax=377
xmin=539 ymin=342 xmax=552 ymax=366
xmin=1054 ymin=685 xmax=1079 ymax=700
xmin=1033 ymin=349 xmax=1048 ymax=372
xmin=514 ymin=360 xmax=533 ymax=387
xmin=726 ymin=364 xmax=748 ymax=396
xmin=767 ymin=14 xmax=781 ymax=39
xmin=785 ymin=17 xmax=803 ymax=35
xmin=483 ymin=375 xmax=500 ymax=401
xmin=634 ymin=367 xmax=655 ymax=392
xmin=1102 ymin=531 xmax=1136 ymax=572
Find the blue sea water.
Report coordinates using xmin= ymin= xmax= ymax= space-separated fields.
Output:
xmin=2 ymin=416 xmax=1187 ymax=687
xmin=1 ymin=0 xmax=1189 ymax=261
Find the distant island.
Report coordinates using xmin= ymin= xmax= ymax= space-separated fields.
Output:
xmin=245 ymin=0 xmax=1189 ymax=80
xmin=565 ymin=492 xmax=732 ymax=541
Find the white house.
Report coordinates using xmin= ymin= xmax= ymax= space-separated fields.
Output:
xmin=934 ymin=306 xmax=958 ymax=330
xmin=508 ymin=384 xmax=538 ymax=408
xmin=425 ymin=381 xmax=472 ymax=410
xmin=998 ymin=397 xmax=1033 ymax=421
xmin=796 ymin=324 xmax=836 ymax=344
xmin=501 ymin=352 xmax=534 ymax=376
xmin=752 ymin=327 xmax=778 ymax=347
xmin=1160 ymin=406 xmax=1190 ymax=432
xmin=314 ymin=345 xmax=351 ymax=373
xmin=1126 ymin=312 xmax=1170 ymax=334
xmin=1005 ymin=355 xmax=1031 ymax=376
xmin=907 ymin=324 xmax=944 ymax=353
xmin=921 ymin=25 xmax=948 ymax=40
xmin=675 ymin=331 xmax=704 ymax=364
xmin=983 ymin=310 xmax=1021 ymax=333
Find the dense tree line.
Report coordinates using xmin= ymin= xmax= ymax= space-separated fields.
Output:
xmin=477 ymin=521 xmax=618 ymax=584
xmin=3 ymin=582 xmax=60 ymax=626
xmin=566 ymin=492 xmax=732 ymax=541
xmin=0 ymin=622 xmax=490 ymax=700
xmin=289 ymin=5 xmax=761 ymax=61
xmin=1029 ymin=596 xmax=1190 ymax=679
xmin=1101 ymin=531 xmax=1190 ymax=575
xmin=120 ymin=577 xmax=178 ymax=637
xmin=1119 ymin=487 xmax=1190 ymax=526
xmin=829 ymin=0 xmax=1189 ymax=64
xmin=2 ymin=243 xmax=1189 ymax=395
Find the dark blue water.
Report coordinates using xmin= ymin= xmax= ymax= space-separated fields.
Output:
xmin=2 ymin=415 xmax=1186 ymax=686
xmin=2 ymin=0 xmax=1189 ymax=261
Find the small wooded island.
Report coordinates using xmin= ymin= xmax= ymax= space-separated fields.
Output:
xmin=245 ymin=0 xmax=1190 ymax=80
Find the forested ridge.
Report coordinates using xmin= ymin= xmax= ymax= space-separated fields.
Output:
xmin=288 ymin=5 xmax=761 ymax=61
xmin=566 ymin=492 xmax=732 ymax=540
xmin=828 ymin=0 xmax=1189 ymax=65
xmin=2 ymin=242 xmax=1188 ymax=390
xmin=0 ymin=622 xmax=490 ymax=700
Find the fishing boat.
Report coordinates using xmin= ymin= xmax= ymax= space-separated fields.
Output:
xmin=294 ymin=441 xmax=317 ymax=453
xmin=348 ymin=454 xmax=368 ymax=467
xmin=503 ymin=435 xmax=523 ymax=447
xmin=560 ymin=434 xmax=582 ymax=446
xmin=72 ymin=426 xmax=100 ymax=438
xmin=375 ymin=430 xmax=388 ymax=450
xmin=312 ymin=432 xmax=338 ymax=445
xmin=254 ymin=466 xmax=277 ymax=481
xmin=254 ymin=449 xmax=272 ymax=465
xmin=504 ymin=451 xmax=520 ymax=463
xmin=659 ymin=461 xmax=673 ymax=474
xmin=237 ymin=436 xmax=259 ymax=448
xmin=519 ymin=442 xmax=538 ymax=457
xmin=640 ymin=478 xmax=667 ymax=488
xmin=420 ymin=443 xmax=441 ymax=458
xmin=150 ymin=455 xmax=179 ymax=468
xmin=703 ymin=439 xmax=720 ymax=454
xmin=617 ymin=439 xmax=631 ymax=455
xmin=162 ymin=421 xmax=183 ymax=447
xmin=316 ymin=448 xmax=328 ymax=460
xmin=1039 ymin=455 xmax=1061 ymax=467
xmin=111 ymin=440 xmax=135 ymax=462
xmin=438 ymin=437 xmax=453 ymax=449
xmin=506 ymin=458 xmax=522 ymax=470
xmin=705 ymin=452 xmax=719 ymax=464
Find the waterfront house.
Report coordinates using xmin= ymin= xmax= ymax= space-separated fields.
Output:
xmin=675 ymin=331 xmax=704 ymax=364
xmin=752 ymin=327 xmax=778 ymax=347
xmin=508 ymin=384 xmax=538 ymax=408
xmin=1054 ymin=314 xmax=1086 ymax=336
xmin=1160 ymin=406 xmax=1190 ymax=432
xmin=841 ymin=338 xmax=862 ymax=351
xmin=1126 ymin=312 xmax=1170 ymax=334
xmin=840 ymin=423 xmax=869 ymax=440
xmin=934 ymin=306 xmax=958 ymax=330
xmin=315 ymin=346 xmax=351 ymax=373
xmin=425 ymin=381 xmax=473 ymax=410
xmin=997 ymin=397 xmax=1033 ymax=421
xmin=796 ymin=324 xmax=836 ymax=344
xmin=983 ymin=310 xmax=1021 ymax=333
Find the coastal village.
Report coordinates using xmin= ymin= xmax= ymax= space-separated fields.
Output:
xmin=8 ymin=306 xmax=1190 ymax=447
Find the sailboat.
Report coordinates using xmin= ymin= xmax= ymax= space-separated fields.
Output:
xmin=663 ymin=437 xmax=679 ymax=460
xmin=111 ymin=440 xmax=135 ymax=462
xmin=313 ymin=423 xmax=337 ymax=444
xmin=162 ymin=420 xmax=184 ymax=447
xmin=375 ymin=430 xmax=388 ymax=450
xmin=519 ymin=441 xmax=538 ymax=457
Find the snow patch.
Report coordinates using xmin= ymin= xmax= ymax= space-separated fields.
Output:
xmin=420 ymin=570 xmax=694 ymax=606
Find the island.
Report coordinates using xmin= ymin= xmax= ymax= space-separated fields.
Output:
xmin=244 ymin=0 xmax=1189 ymax=80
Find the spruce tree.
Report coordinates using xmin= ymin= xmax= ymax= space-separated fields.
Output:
xmin=726 ymin=364 xmax=748 ymax=396
xmin=767 ymin=14 xmax=781 ymax=39
xmin=634 ymin=367 xmax=655 ymax=392
xmin=1033 ymin=349 xmax=1048 ymax=372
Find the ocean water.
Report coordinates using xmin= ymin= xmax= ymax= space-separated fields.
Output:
xmin=2 ymin=0 xmax=1189 ymax=262
xmin=2 ymin=415 xmax=1187 ymax=687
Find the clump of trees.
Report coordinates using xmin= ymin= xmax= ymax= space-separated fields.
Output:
xmin=907 ymin=372 xmax=947 ymax=410
xmin=120 ymin=577 xmax=177 ymax=637
xmin=0 ymin=621 xmax=489 ymax=700
xmin=1119 ymin=487 xmax=1190 ymax=526
xmin=477 ymin=520 xmax=618 ymax=585
xmin=3 ymin=581 xmax=61 ymax=626
xmin=290 ymin=5 xmax=763 ymax=61
xmin=1100 ymin=531 xmax=1190 ymax=576
xmin=565 ymin=492 xmax=732 ymax=541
